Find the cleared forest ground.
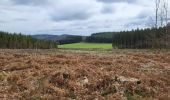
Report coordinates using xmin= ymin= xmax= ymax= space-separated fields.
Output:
xmin=0 ymin=49 xmax=170 ymax=100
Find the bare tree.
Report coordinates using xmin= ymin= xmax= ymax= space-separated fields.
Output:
xmin=157 ymin=0 xmax=169 ymax=28
xmin=159 ymin=0 xmax=168 ymax=27
xmin=155 ymin=0 xmax=160 ymax=29
xmin=163 ymin=0 xmax=168 ymax=33
xmin=153 ymin=0 xmax=160 ymax=48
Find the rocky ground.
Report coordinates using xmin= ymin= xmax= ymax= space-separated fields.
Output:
xmin=0 ymin=49 xmax=170 ymax=100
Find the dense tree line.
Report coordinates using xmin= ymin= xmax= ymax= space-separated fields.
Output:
xmin=86 ymin=26 xmax=170 ymax=49
xmin=91 ymin=32 xmax=114 ymax=38
xmin=112 ymin=27 xmax=170 ymax=49
xmin=85 ymin=36 xmax=112 ymax=43
xmin=0 ymin=31 xmax=58 ymax=49
xmin=85 ymin=32 xmax=113 ymax=43
xmin=59 ymin=36 xmax=82 ymax=44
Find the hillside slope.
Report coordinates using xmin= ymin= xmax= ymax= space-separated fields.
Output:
xmin=32 ymin=34 xmax=83 ymax=44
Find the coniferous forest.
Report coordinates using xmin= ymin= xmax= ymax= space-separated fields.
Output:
xmin=85 ymin=26 xmax=170 ymax=49
xmin=85 ymin=32 xmax=113 ymax=43
xmin=112 ymin=26 xmax=170 ymax=49
xmin=0 ymin=31 xmax=58 ymax=49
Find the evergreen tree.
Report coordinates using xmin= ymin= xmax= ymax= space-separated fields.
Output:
xmin=0 ymin=31 xmax=58 ymax=49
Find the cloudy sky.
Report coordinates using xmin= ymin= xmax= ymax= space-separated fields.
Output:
xmin=0 ymin=0 xmax=169 ymax=35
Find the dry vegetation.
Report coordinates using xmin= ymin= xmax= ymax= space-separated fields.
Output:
xmin=0 ymin=49 xmax=170 ymax=100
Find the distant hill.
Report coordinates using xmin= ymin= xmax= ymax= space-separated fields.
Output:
xmin=85 ymin=32 xmax=113 ymax=43
xmin=91 ymin=32 xmax=113 ymax=38
xmin=32 ymin=34 xmax=83 ymax=44
xmin=32 ymin=34 xmax=59 ymax=41
xmin=32 ymin=33 xmax=114 ymax=44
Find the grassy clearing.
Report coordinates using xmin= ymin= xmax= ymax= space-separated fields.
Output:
xmin=58 ymin=42 xmax=113 ymax=49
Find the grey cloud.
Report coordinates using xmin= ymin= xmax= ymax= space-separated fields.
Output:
xmin=124 ymin=16 xmax=155 ymax=28
xmin=145 ymin=17 xmax=155 ymax=27
xmin=133 ymin=10 xmax=155 ymax=27
xmin=0 ymin=10 xmax=5 ymax=14
xmin=124 ymin=10 xmax=153 ymax=28
xmin=124 ymin=21 xmax=142 ymax=28
xmin=50 ymin=9 xmax=91 ymax=22
xmin=0 ymin=18 xmax=27 ymax=23
xmin=97 ymin=0 xmax=136 ymax=3
xmin=37 ymin=28 xmax=66 ymax=33
xmin=101 ymin=6 xmax=114 ymax=14
xmin=12 ymin=0 xmax=48 ymax=6
xmin=14 ymin=18 xmax=28 ymax=21
xmin=0 ymin=0 xmax=156 ymax=35
xmin=137 ymin=10 xmax=151 ymax=19
xmin=0 ymin=20 xmax=7 ymax=23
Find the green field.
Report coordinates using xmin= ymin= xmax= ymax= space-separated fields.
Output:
xmin=58 ymin=43 xmax=112 ymax=49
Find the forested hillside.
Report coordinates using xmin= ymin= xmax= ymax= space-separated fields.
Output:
xmin=0 ymin=31 xmax=57 ymax=49
xmin=85 ymin=32 xmax=113 ymax=43
xmin=32 ymin=34 xmax=82 ymax=45
xmin=58 ymin=35 xmax=82 ymax=44
xmin=91 ymin=32 xmax=113 ymax=38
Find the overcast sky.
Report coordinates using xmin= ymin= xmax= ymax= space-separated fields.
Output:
xmin=0 ymin=0 xmax=169 ymax=35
